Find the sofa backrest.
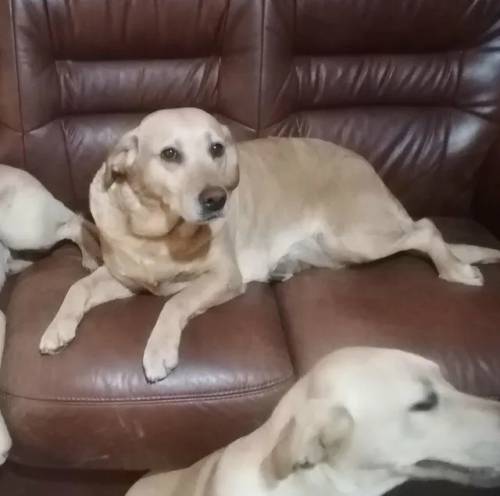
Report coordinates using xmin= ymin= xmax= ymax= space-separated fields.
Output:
xmin=1 ymin=0 xmax=500 ymax=220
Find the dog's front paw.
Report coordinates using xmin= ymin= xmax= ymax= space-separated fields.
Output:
xmin=440 ymin=263 xmax=484 ymax=287
xmin=39 ymin=319 xmax=77 ymax=354
xmin=142 ymin=339 xmax=179 ymax=383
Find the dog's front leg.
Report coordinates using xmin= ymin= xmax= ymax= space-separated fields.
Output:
xmin=143 ymin=271 xmax=244 ymax=383
xmin=39 ymin=266 xmax=133 ymax=354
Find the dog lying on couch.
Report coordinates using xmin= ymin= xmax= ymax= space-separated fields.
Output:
xmin=39 ymin=108 xmax=500 ymax=383
xmin=0 ymin=163 xmax=101 ymax=464
xmin=126 ymin=347 xmax=500 ymax=496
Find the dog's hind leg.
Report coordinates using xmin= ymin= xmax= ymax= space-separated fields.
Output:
xmin=55 ymin=214 xmax=101 ymax=271
xmin=448 ymin=244 xmax=500 ymax=265
xmin=325 ymin=219 xmax=485 ymax=286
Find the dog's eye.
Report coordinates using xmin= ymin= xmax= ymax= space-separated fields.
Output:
xmin=210 ymin=142 xmax=225 ymax=158
xmin=160 ymin=147 xmax=181 ymax=162
xmin=410 ymin=391 xmax=438 ymax=412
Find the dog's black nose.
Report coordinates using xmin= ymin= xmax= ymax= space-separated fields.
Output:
xmin=199 ymin=187 xmax=227 ymax=213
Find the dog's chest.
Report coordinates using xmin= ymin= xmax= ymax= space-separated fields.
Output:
xmin=102 ymin=236 xmax=205 ymax=293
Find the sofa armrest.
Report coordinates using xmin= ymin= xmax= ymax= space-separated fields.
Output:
xmin=474 ymin=137 xmax=500 ymax=240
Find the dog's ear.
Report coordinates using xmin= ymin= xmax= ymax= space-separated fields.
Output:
xmin=263 ymin=403 xmax=353 ymax=482
xmin=221 ymin=124 xmax=235 ymax=144
xmin=103 ymin=130 xmax=139 ymax=189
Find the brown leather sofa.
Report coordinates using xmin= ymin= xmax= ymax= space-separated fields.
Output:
xmin=1 ymin=1 xmax=500 ymax=495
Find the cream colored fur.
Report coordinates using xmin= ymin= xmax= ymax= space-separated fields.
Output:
xmin=38 ymin=108 xmax=500 ymax=383
xmin=126 ymin=348 xmax=500 ymax=496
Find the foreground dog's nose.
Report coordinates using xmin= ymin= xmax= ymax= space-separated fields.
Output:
xmin=199 ymin=187 xmax=227 ymax=213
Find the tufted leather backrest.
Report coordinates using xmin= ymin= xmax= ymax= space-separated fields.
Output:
xmin=259 ymin=0 xmax=500 ymax=218
xmin=0 ymin=0 xmax=262 ymax=211
xmin=1 ymin=0 xmax=500 ymax=220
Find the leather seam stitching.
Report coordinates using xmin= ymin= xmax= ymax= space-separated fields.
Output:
xmin=0 ymin=373 xmax=294 ymax=403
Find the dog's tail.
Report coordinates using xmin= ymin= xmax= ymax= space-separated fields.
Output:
xmin=449 ymin=244 xmax=500 ymax=265
xmin=0 ymin=310 xmax=13 ymax=465
xmin=80 ymin=217 xmax=103 ymax=269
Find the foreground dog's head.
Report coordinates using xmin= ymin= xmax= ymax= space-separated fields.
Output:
xmin=265 ymin=347 xmax=500 ymax=490
xmin=104 ymin=108 xmax=239 ymax=226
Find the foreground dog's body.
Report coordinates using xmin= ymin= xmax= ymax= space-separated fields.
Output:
xmin=127 ymin=348 xmax=500 ymax=496
xmin=39 ymin=109 xmax=500 ymax=382
xmin=0 ymin=164 xmax=101 ymax=463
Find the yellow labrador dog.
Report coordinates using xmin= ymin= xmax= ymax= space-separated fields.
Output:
xmin=126 ymin=347 xmax=500 ymax=496
xmin=39 ymin=109 xmax=500 ymax=382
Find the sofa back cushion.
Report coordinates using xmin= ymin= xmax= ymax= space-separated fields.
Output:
xmin=259 ymin=0 xmax=500 ymax=218
xmin=1 ymin=0 xmax=262 ymax=211
xmin=2 ymin=0 xmax=500 ymax=218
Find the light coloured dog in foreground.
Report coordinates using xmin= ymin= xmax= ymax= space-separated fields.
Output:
xmin=0 ymin=163 xmax=101 ymax=464
xmin=126 ymin=347 xmax=500 ymax=496
xmin=39 ymin=108 xmax=500 ymax=382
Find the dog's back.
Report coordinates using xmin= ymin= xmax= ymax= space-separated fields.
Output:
xmin=127 ymin=450 xmax=223 ymax=496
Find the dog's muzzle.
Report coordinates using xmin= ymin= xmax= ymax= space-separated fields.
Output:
xmin=199 ymin=187 xmax=227 ymax=218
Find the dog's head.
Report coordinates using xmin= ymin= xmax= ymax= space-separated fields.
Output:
xmin=104 ymin=108 xmax=239 ymax=224
xmin=264 ymin=347 xmax=500 ymax=490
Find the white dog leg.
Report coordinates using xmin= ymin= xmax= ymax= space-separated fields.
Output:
xmin=0 ymin=311 xmax=12 ymax=465
xmin=55 ymin=214 xmax=101 ymax=272
xmin=395 ymin=219 xmax=485 ymax=285
xmin=330 ymin=219 xmax=485 ymax=286
xmin=393 ymin=219 xmax=486 ymax=286
xmin=39 ymin=266 xmax=132 ymax=354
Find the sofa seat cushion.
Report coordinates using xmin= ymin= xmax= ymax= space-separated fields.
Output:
xmin=275 ymin=218 xmax=500 ymax=397
xmin=0 ymin=246 xmax=294 ymax=470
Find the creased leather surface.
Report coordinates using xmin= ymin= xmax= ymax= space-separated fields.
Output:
xmin=1 ymin=246 xmax=293 ymax=469
xmin=275 ymin=218 xmax=500 ymax=397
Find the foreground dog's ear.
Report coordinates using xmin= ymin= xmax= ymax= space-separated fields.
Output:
xmin=103 ymin=131 xmax=139 ymax=189
xmin=221 ymin=124 xmax=234 ymax=144
xmin=263 ymin=404 xmax=353 ymax=481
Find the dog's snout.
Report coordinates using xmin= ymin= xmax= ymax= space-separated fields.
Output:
xmin=199 ymin=187 xmax=227 ymax=213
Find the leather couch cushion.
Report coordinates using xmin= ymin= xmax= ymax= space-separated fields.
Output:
xmin=0 ymin=246 xmax=293 ymax=470
xmin=276 ymin=218 xmax=500 ymax=397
